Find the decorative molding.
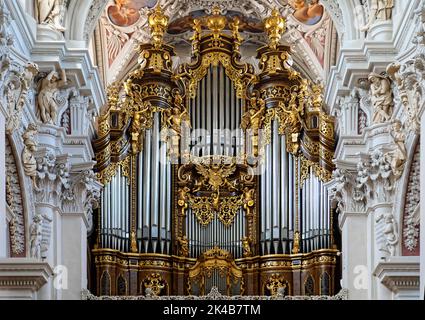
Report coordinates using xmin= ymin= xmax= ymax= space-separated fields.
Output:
xmin=0 ymin=259 xmax=53 ymax=291
xmin=373 ymin=256 xmax=420 ymax=296
xmin=82 ymin=287 xmax=349 ymax=300
xmin=6 ymin=138 xmax=26 ymax=257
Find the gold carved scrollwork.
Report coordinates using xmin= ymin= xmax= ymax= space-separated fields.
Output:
xmin=183 ymin=52 xmax=253 ymax=99
xmin=143 ymin=273 xmax=166 ymax=295
xmin=97 ymin=156 xmax=130 ymax=185
xmin=189 ymin=196 xmax=215 ymax=226
xmin=217 ymin=195 xmax=244 ymax=227
xmin=188 ymin=194 xmax=243 ymax=227
xmin=130 ymin=101 xmax=154 ymax=155
xmin=265 ymin=274 xmax=288 ymax=296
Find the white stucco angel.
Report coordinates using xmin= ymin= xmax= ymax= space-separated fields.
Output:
xmin=35 ymin=0 xmax=66 ymax=32
xmin=37 ymin=68 xmax=68 ymax=125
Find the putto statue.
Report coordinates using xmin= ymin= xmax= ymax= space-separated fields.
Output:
xmin=37 ymin=68 xmax=68 ymax=125
xmin=361 ymin=0 xmax=394 ymax=31
xmin=35 ymin=0 xmax=66 ymax=32
xmin=163 ymin=90 xmax=190 ymax=159
xmin=376 ymin=213 xmax=399 ymax=256
xmin=22 ymin=124 xmax=39 ymax=187
xmin=369 ymin=73 xmax=393 ymax=123
xmin=241 ymin=93 xmax=266 ymax=157
xmin=388 ymin=120 xmax=407 ymax=178
xmin=30 ymin=214 xmax=43 ymax=259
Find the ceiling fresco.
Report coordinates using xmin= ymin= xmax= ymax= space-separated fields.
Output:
xmin=97 ymin=0 xmax=336 ymax=85
xmin=107 ymin=0 xmax=158 ymax=27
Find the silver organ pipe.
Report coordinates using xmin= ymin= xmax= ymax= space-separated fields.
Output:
xmin=100 ymin=165 xmax=130 ymax=251
xmin=143 ymin=126 xmax=151 ymax=252
xmin=259 ymin=119 xmax=333 ymax=255
xmin=135 ymin=113 xmax=172 ymax=254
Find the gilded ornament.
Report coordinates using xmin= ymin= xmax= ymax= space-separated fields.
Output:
xmin=143 ymin=273 xmax=166 ymax=295
xmin=265 ymin=274 xmax=288 ymax=296
xmin=264 ymin=9 xmax=286 ymax=50
xmin=148 ymin=6 xmax=168 ymax=49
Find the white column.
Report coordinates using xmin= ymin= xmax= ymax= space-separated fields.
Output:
xmin=340 ymin=212 xmax=369 ymax=299
xmin=61 ymin=213 xmax=87 ymax=300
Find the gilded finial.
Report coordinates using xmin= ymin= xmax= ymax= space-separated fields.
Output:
xmin=264 ymin=9 xmax=286 ymax=50
xmin=148 ymin=6 xmax=169 ymax=49
xmin=206 ymin=6 xmax=226 ymax=40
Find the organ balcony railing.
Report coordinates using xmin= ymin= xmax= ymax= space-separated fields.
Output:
xmin=91 ymin=6 xmax=339 ymax=297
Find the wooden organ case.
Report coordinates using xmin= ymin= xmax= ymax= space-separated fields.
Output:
xmin=91 ymin=7 xmax=340 ymax=297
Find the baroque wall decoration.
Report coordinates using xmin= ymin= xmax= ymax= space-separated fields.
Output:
xmin=6 ymin=138 xmax=26 ymax=257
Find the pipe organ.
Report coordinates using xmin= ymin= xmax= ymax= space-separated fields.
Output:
xmin=92 ymin=7 xmax=339 ymax=297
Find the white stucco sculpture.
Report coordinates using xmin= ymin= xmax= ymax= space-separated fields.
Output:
xmin=361 ymin=0 xmax=394 ymax=31
xmin=30 ymin=214 xmax=43 ymax=259
xmin=376 ymin=213 xmax=399 ymax=256
xmin=37 ymin=69 xmax=68 ymax=125
xmin=389 ymin=120 xmax=407 ymax=178
xmin=369 ymin=73 xmax=393 ymax=123
xmin=35 ymin=0 xmax=66 ymax=32
xmin=22 ymin=124 xmax=39 ymax=185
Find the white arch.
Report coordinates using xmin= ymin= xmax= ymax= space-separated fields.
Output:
xmin=66 ymin=0 xmax=108 ymax=42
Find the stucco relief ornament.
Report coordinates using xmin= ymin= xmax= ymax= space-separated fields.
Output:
xmin=387 ymin=60 xmax=423 ymax=135
xmin=37 ymin=68 xmax=68 ymax=125
xmin=6 ymin=63 xmax=39 ymax=134
xmin=376 ymin=213 xmax=399 ymax=256
xmin=369 ymin=73 xmax=393 ymax=124
xmin=354 ymin=162 xmax=370 ymax=210
xmin=35 ymin=0 xmax=66 ymax=32
xmin=361 ymin=0 xmax=394 ymax=32
xmin=22 ymin=124 xmax=39 ymax=188
xmin=331 ymin=168 xmax=348 ymax=213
